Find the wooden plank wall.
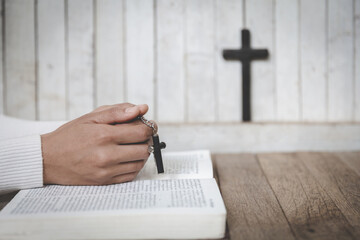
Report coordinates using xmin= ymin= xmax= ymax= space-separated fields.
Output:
xmin=0 ymin=0 xmax=359 ymax=123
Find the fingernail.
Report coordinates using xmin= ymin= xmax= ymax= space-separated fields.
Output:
xmin=125 ymin=106 xmax=138 ymax=113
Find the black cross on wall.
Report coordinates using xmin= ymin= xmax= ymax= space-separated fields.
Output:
xmin=223 ymin=29 xmax=269 ymax=122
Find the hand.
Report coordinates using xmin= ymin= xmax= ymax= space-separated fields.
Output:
xmin=41 ymin=103 xmax=155 ymax=186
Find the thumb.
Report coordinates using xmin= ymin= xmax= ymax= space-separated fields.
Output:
xmin=87 ymin=104 xmax=149 ymax=124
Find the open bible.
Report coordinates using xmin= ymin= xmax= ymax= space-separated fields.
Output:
xmin=0 ymin=150 xmax=226 ymax=239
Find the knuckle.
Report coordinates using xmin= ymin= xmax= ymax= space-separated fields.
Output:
xmin=97 ymin=129 xmax=111 ymax=142
xmin=94 ymin=169 xmax=109 ymax=182
xmin=94 ymin=150 xmax=110 ymax=167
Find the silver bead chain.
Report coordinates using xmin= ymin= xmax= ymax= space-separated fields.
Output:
xmin=139 ymin=116 xmax=157 ymax=134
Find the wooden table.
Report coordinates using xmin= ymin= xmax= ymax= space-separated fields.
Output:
xmin=1 ymin=152 xmax=359 ymax=240
xmin=214 ymin=152 xmax=360 ymax=240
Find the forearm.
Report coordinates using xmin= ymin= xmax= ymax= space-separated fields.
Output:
xmin=0 ymin=115 xmax=65 ymax=194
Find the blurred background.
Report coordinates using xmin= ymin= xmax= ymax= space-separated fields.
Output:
xmin=0 ymin=0 xmax=359 ymax=152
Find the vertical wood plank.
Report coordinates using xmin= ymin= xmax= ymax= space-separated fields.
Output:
xmin=125 ymin=0 xmax=154 ymax=119
xmin=246 ymin=0 xmax=276 ymax=121
xmin=328 ymin=0 xmax=354 ymax=121
xmin=67 ymin=0 xmax=94 ymax=119
xmin=185 ymin=0 xmax=216 ymax=122
xmin=355 ymin=0 xmax=360 ymax=121
xmin=215 ymin=154 xmax=295 ymax=240
xmin=95 ymin=0 xmax=124 ymax=107
xmin=0 ymin=0 xmax=3 ymax=114
xmin=156 ymin=0 xmax=184 ymax=122
xmin=300 ymin=0 xmax=327 ymax=121
xmin=4 ymin=0 xmax=36 ymax=119
xmin=37 ymin=0 xmax=66 ymax=120
xmin=275 ymin=0 xmax=300 ymax=121
xmin=215 ymin=0 xmax=242 ymax=122
xmin=258 ymin=153 xmax=356 ymax=239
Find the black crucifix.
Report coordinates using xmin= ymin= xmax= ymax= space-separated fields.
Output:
xmin=223 ymin=29 xmax=269 ymax=122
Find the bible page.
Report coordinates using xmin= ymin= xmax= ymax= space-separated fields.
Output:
xmin=135 ymin=150 xmax=213 ymax=181
xmin=0 ymin=179 xmax=225 ymax=218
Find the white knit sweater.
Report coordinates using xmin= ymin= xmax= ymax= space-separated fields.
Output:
xmin=0 ymin=115 xmax=64 ymax=194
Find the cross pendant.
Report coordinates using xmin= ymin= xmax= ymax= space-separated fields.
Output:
xmin=151 ymin=134 xmax=166 ymax=173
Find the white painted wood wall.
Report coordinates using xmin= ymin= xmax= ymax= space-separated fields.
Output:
xmin=0 ymin=0 xmax=359 ymax=124
xmin=0 ymin=0 xmax=359 ymax=153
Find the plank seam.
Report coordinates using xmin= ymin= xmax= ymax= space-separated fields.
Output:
xmin=64 ymin=0 xmax=69 ymax=120
xmin=183 ymin=1 xmax=188 ymax=123
xmin=255 ymin=154 xmax=298 ymax=239
xmin=93 ymin=0 xmax=97 ymax=109
xmin=34 ymin=0 xmax=39 ymax=120
xmin=213 ymin=0 xmax=218 ymax=122
xmin=353 ymin=0 xmax=356 ymax=122
xmin=122 ymin=0 xmax=127 ymax=102
xmin=325 ymin=0 xmax=329 ymax=121
xmin=298 ymin=0 xmax=302 ymax=121
xmin=272 ymin=0 xmax=277 ymax=121
xmin=153 ymin=0 xmax=157 ymax=121
xmin=1 ymin=0 xmax=5 ymax=115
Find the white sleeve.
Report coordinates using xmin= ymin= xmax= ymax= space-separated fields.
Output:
xmin=0 ymin=115 xmax=65 ymax=140
xmin=0 ymin=115 xmax=66 ymax=194
xmin=0 ymin=135 xmax=43 ymax=194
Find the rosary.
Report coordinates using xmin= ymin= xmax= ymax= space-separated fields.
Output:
xmin=139 ymin=116 xmax=166 ymax=173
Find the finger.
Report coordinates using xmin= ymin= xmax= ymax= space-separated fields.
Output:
xmin=107 ymin=160 xmax=146 ymax=177
xmin=107 ymin=123 xmax=153 ymax=144
xmin=148 ymin=120 xmax=158 ymax=134
xmin=104 ymin=144 xmax=150 ymax=165
xmin=108 ymin=172 xmax=139 ymax=184
xmin=86 ymin=104 xmax=149 ymax=124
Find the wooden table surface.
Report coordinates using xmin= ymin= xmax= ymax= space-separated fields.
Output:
xmin=0 ymin=152 xmax=359 ymax=240
xmin=214 ymin=152 xmax=360 ymax=240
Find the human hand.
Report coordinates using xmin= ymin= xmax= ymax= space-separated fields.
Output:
xmin=41 ymin=103 xmax=154 ymax=185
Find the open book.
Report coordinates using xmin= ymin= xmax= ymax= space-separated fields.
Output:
xmin=0 ymin=150 xmax=226 ymax=240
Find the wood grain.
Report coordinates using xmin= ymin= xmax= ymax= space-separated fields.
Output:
xmin=156 ymin=0 xmax=185 ymax=122
xmin=215 ymin=154 xmax=295 ymax=240
xmin=258 ymin=153 xmax=356 ymax=240
xmin=298 ymin=152 xmax=360 ymax=237
xmin=246 ymin=0 xmax=276 ymax=122
xmin=67 ymin=0 xmax=94 ymax=119
xmin=300 ymin=0 xmax=327 ymax=121
xmin=37 ymin=0 xmax=66 ymax=120
xmin=328 ymin=0 xmax=354 ymax=121
xmin=215 ymin=0 xmax=242 ymax=122
xmin=275 ymin=0 xmax=300 ymax=121
xmin=336 ymin=152 xmax=360 ymax=178
xmin=95 ymin=0 xmax=125 ymax=107
xmin=4 ymin=0 xmax=36 ymax=119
